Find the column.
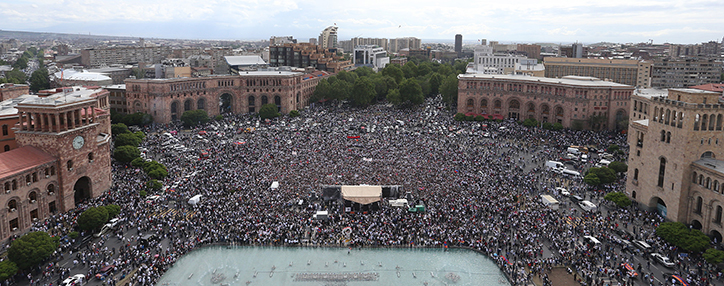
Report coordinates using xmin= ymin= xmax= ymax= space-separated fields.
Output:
xmin=37 ymin=113 xmax=43 ymax=131
xmin=17 ymin=113 xmax=23 ymax=131
xmin=25 ymin=112 xmax=32 ymax=131
xmin=54 ymin=113 xmax=60 ymax=132
xmin=91 ymin=106 xmax=96 ymax=122
xmin=70 ymin=110 xmax=75 ymax=129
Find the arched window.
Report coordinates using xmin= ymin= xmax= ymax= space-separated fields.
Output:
xmin=666 ymin=132 xmax=671 ymax=143
xmin=29 ymin=191 xmax=37 ymax=202
xmin=248 ymin=96 xmax=255 ymax=106
xmin=634 ymin=168 xmax=639 ymax=181
xmin=47 ymin=184 xmax=55 ymax=194
xmin=184 ymin=99 xmax=193 ymax=111
xmin=88 ymin=152 xmax=94 ymax=163
xmin=702 ymin=151 xmax=715 ymax=159
xmin=3 ymin=182 xmax=8 ymax=192
xmin=709 ymin=114 xmax=716 ymax=130
xmin=693 ymin=172 xmax=699 ymax=183
xmin=699 ymin=174 xmax=704 ymax=185
xmin=632 ymin=191 xmax=636 ymax=199
xmin=197 ymin=98 xmax=206 ymax=110
xmin=658 ymin=157 xmax=666 ymax=187
xmin=67 ymin=160 xmax=73 ymax=171
xmin=7 ymin=200 xmax=17 ymax=212
xmin=261 ymin=96 xmax=269 ymax=105
xmin=466 ymin=99 xmax=474 ymax=110
xmin=1 ymin=125 xmax=7 ymax=136
xmin=661 ymin=130 xmax=666 ymax=142
xmin=706 ymin=177 xmax=712 ymax=189
xmin=717 ymin=206 xmax=723 ymax=224
xmin=50 ymin=166 xmax=55 ymax=176
xmin=715 ymin=181 xmax=720 ymax=193
xmin=3 ymin=145 xmax=9 ymax=152
xmin=12 ymin=180 xmax=17 ymax=190
xmin=696 ymin=197 xmax=703 ymax=214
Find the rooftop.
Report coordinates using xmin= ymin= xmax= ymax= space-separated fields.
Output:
xmin=634 ymin=88 xmax=669 ymax=99
xmin=0 ymin=86 xmax=106 ymax=116
xmin=53 ymin=70 xmax=112 ymax=82
xmin=0 ymin=146 xmax=56 ymax=179
xmin=693 ymin=158 xmax=724 ymax=177
xmin=691 ymin=84 xmax=724 ymax=93
xmin=457 ymin=74 xmax=632 ymax=87
xmin=670 ymin=88 xmax=720 ymax=95
xmin=225 ymin=55 xmax=267 ymax=66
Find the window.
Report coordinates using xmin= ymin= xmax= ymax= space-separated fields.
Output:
xmin=67 ymin=160 xmax=73 ymax=171
xmin=50 ymin=166 xmax=55 ymax=176
xmin=7 ymin=199 xmax=17 ymax=212
xmin=658 ymin=157 xmax=666 ymax=187
xmin=88 ymin=152 xmax=94 ymax=163
xmin=696 ymin=197 xmax=703 ymax=214
xmin=717 ymin=206 xmax=723 ymax=224
xmin=634 ymin=169 xmax=639 ymax=181
xmin=47 ymin=184 xmax=55 ymax=194
xmin=1 ymin=125 xmax=7 ymax=136
xmin=3 ymin=145 xmax=8 ymax=152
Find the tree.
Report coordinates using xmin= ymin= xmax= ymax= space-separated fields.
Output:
xmin=429 ymin=73 xmax=444 ymax=96
xmin=382 ymin=64 xmax=404 ymax=84
xmin=131 ymin=157 xmax=145 ymax=168
xmin=330 ymin=80 xmax=352 ymax=101
xmin=113 ymin=145 xmax=140 ymax=163
xmin=352 ymin=66 xmax=374 ymax=77
xmin=454 ymin=113 xmax=466 ymax=121
xmin=311 ymin=78 xmax=332 ymax=101
xmin=552 ymin=123 xmax=563 ymax=130
xmin=147 ymin=168 xmax=168 ymax=180
xmin=656 ymin=222 xmax=711 ymax=253
xmin=440 ymin=75 xmax=458 ymax=108
xmin=609 ymin=161 xmax=628 ymax=173
xmin=147 ymin=180 xmax=162 ymax=192
xmin=289 ymin=110 xmax=300 ymax=117
xmin=77 ymin=206 xmax=109 ymax=232
xmin=704 ymin=248 xmax=724 ymax=264
xmin=350 ymin=77 xmax=376 ymax=107
xmin=29 ymin=68 xmax=49 ymax=92
xmin=583 ymin=173 xmax=600 ymax=186
xmin=604 ymin=192 xmax=632 ymax=208
xmin=0 ymin=260 xmax=18 ymax=282
xmin=522 ymin=118 xmax=538 ymax=127
xmin=111 ymin=123 xmax=130 ymax=135
xmin=259 ymin=103 xmax=280 ymax=119
xmin=5 ymin=69 xmax=27 ymax=84
xmin=386 ymin=89 xmax=401 ymax=105
xmin=104 ymin=204 xmax=121 ymax=218
xmin=12 ymin=57 xmax=28 ymax=70
xmin=7 ymin=232 xmax=57 ymax=270
xmin=417 ymin=62 xmax=433 ymax=77
xmin=395 ymin=78 xmax=424 ymax=107
xmin=335 ymin=70 xmax=358 ymax=84
xmin=402 ymin=61 xmax=418 ymax=78
xmin=180 ymin=110 xmax=210 ymax=127
xmin=115 ymin=133 xmax=142 ymax=147
xmin=607 ymin=144 xmax=620 ymax=153
xmin=587 ymin=167 xmax=617 ymax=184
xmin=132 ymin=67 xmax=145 ymax=79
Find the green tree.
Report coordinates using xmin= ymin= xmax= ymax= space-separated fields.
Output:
xmin=395 ymin=78 xmax=424 ymax=107
xmin=132 ymin=67 xmax=145 ymax=79
xmin=115 ymin=133 xmax=142 ymax=147
xmin=437 ymin=64 xmax=453 ymax=77
xmin=147 ymin=179 xmax=163 ymax=192
xmin=522 ymin=118 xmax=538 ymax=127
xmin=416 ymin=77 xmax=431 ymax=97
xmin=259 ymin=103 xmax=280 ymax=119
xmin=134 ymin=130 xmax=146 ymax=141
xmin=350 ymin=77 xmax=376 ymax=107
xmin=402 ymin=61 xmax=418 ymax=78
xmin=454 ymin=113 xmax=466 ymax=121
xmin=77 ymin=206 xmax=109 ymax=232
xmin=607 ymin=144 xmax=620 ymax=153
xmin=552 ymin=122 xmax=563 ymax=130
xmin=147 ymin=168 xmax=168 ymax=179
xmin=382 ymin=64 xmax=404 ymax=84
xmin=604 ymin=192 xmax=632 ymax=208
xmin=609 ymin=161 xmax=628 ymax=173
xmin=583 ymin=173 xmax=600 ymax=186
xmin=5 ymin=69 xmax=27 ymax=84
xmin=0 ymin=260 xmax=18 ymax=282
xmin=704 ymin=248 xmax=724 ymax=264
xmin=417 ymin=62 xmax=433 ymax=77
xmin=123 ymin=112 xmax=153 ymax=126
xmin=335 ymin=70 xmax=358 ymax=84
xmin=111 ymin=123 xmax=130 ymax=135
xmin=113 ymin=145 xmax=140 ymax=163
xmin=352 ymin=66 xmax=374 ymax=77
xmin=387 ymin=89 xmax=401 ymax=105
xmin=180 ymin=110 xmax=210 ymax=127
xmin=7 ymin=232 xmax=57 ymax=270
xmin=453 ymin=60 xmax=469 ymax=74
xmin=131 ymin=157 xmax=145 ymax=167
xmin=12 ymin=57 xmax=28 ymax=70
xmin=656 ymin=222 xmax=711 ymax=252
xmin=29 ymin=68 xmax=50 ymax=92
xmin=104 ymin=204 xmax=121 ymax=218
xmin=440 ymin=75 xmax=458 ymax=108
xmin=429 ymin=73 xmax=444 ymax=96
xmin=588 ymin=167 xmax=617 ymax=184
xmin=289 ymin=110 xmax=300 ymax=117
xmin=311 ymin=78 xmax=332 ymax=101
xmin=330 ymin=79 xmax=352 ymax=101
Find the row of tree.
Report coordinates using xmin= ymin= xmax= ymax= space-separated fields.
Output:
xmin=311 ymin=60 xmax=464 ymax=109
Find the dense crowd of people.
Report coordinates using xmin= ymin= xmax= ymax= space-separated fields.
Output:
xmin=17 ymin=97 xmax=724 ymax=286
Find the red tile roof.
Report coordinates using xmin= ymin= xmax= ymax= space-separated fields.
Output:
xmin=691 ymin=84 xmax=724 ymax=93
xmin=0 ymin=146 xmax=56 ymax=178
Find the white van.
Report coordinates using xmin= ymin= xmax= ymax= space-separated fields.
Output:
xmin=579 ymin=200 xmax=597 ymax=212
xmin=598 ymin=159 xmax=611 ymax=167
xmin=270 ymin=181 xmax=280 ymax=190
xmin=567 ymin=147 xmax=581 ymax=155
xmin=583 ymin=235 xmax=601 ymax=246
xmin=545 ymin=161 xmax=565 ymax=171
xmin=389 ymin=199 xmax=409 ymax=208
xmin=562 ymin=169 xmax=581 ymax=177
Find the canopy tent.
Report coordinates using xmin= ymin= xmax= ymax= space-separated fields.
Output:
xmin=341 ymin=185 xmax=381 ymax=205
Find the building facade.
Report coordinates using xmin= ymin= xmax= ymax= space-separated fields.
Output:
xmin=626 ymin=88 xmax=724 ymax=242
xmin=268 ymin=43 xmax=352 ymax=73
xmin=457 ymin=74 xmax=633 ymax=130
xmin=0 ymin=83 xmax=29 ymax=101
xmin=81 ymin=46 xmax=173 ymax=67
xmin=652 ymin=57 xmax=723 ymax=88
xmin=516 ymin=44 xmax=542 ymax=61
xmin=318 ymin=26 xmax=338 ymax=49
xmin=471 ymin=45 xmax=529 ymax=75
xmin=353 ymin=45 xmax=389 ymax=71
xmin=339 ymin=38 xmax=389 ymax=53
xmin=455 ymin=34 xmax=463 ymax=58
xmin=123 ymin=70 xmax=326 ymax=124
xmin=0 ymin=87 xmax=112 ymax=241
xmin=388 ymin=38 xmax=421 ymax=53
xmin=544 ymin=58 xmax=652 ymax=88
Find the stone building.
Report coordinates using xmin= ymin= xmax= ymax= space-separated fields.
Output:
xmin=123 ymin=70 xmax=327 ymax=124
xmin=627 ymin=88 xmax=724 ymax=241
xmin=0 ymin=87 xmax=112 ymax=240
xmin=652 ymin=57 xmax=723 ymax=88
xmin=0 ymin=84 xmax=29 ymax=101
xmin=544 ymin=58 xmax=652 ymax=88
xmin=457 ymin=74 xmax=634 ymax=130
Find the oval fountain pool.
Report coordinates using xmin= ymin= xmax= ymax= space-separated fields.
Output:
xmin=157 ymin=246 xmax=510 ymax=286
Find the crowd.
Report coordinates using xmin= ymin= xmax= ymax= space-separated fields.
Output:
xmin=16 ymin=96 xmax=724 ymax=286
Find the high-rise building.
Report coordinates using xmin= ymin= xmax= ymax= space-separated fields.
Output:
xmin=516 ymin=44 xmax=542 ymax=61
xmin=626 ymin=87 xmax=724 ymax=242
xmin=270 ymin=36 xmax=297 ymax=46
xmin=268 ymin=43 xmax=352 ymax=73
xmin=318 ymin=26 xmax=338 ymax=49
xmin=353 ymin=45 xmax=389 ymax=71
xmin=471 ymin=45 xmax=529 ymax=75
xmin=544 ymin=58 xmax=652 ymax=87
xmin=340 ymin=38 xmax=389 ymax=53
xmin=572 ymin=43 xmax=584 ymax=58
xmin=388 ymin=37 xmax=421 ymax=53
xmin=652 ymin=57 xmax=723 ymax=88
xmin=455 ymin=34 xmax=463 ymax=58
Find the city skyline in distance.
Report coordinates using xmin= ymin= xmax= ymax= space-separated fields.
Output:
xmin=1 ymin=0 xmax=722 ymax=44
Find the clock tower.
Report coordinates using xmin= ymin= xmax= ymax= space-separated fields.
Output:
xmin=13 ymin=89 xmax=112 ymax=212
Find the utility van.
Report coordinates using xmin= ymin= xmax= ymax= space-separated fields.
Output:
xmin=579 ymin=200 xmax=597 ymax=212
xmin=545 ymin=161 xmax=565 ymax=171
xmin=562 ymin=169 xmax=581 ymax=177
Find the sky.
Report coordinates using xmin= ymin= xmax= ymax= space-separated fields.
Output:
xmin=1 ymin=0 xmax=723 ymax=44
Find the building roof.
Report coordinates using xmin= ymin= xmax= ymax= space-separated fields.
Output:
xmin=457 ymin=74 xmax=632 ymax=87
xmin=693 ymin=158 xmax=724 ymax=177
xmin=0 ymin=146 xmax=56 ymax=178
xmin=669 ymin=88 xmax=720 ymax=94
xmin=53 ymin=70 xmax=112 ymax=82
xmin=0 ymin=86 xmax=107 ymax=117
xmin=690 ymin=84 xmax=724 ymax=93
xmin=634 ymin=88 xmax=668 ymax=99
xmin=225 ymin=55 xmax=267 ymax=66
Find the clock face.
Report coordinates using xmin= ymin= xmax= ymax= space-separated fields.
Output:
xmin=72 ymin=136 xmax=85 ymax=150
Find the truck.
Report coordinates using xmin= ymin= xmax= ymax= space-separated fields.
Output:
xmin=540 ymin=195 xmax=560 ymax=210
xmin=408 ymin=204 xmax=426 ymax=213
xmin=388 ymin=199 xmax=409 ymax=208
xmin=545 ymin=161 xmax=565 ymax=172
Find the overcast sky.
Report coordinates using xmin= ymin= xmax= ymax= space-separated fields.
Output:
xmin=1 ymin=0 xmax=722 ymax=44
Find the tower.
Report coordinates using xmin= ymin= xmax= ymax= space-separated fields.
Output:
xmin=318 ymin=26 xmax=338 ymax=49
xmin=455 ymin=34 xmax=463 ymax=58
xmin=13 ymin=90 xmax=112 ymax=211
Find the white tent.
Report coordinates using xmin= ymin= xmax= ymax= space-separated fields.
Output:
xmin=188 ymin=195 xmax=203 ymax=205
xmin=341 ymin=185 xmax=381 ymax=205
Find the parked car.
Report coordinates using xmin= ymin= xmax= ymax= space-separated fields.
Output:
xmin=570 ymin=195 xmax=584 ymax=203
xmin=62 ymin=274 xmax=85 ymax=286
xmin=556 ymin=187 xmax=570 ymax=196
xmin=633 ymin=240 xmax=653 ymax=252
xmin=651 ymin=253 xmax=676 ymax=268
